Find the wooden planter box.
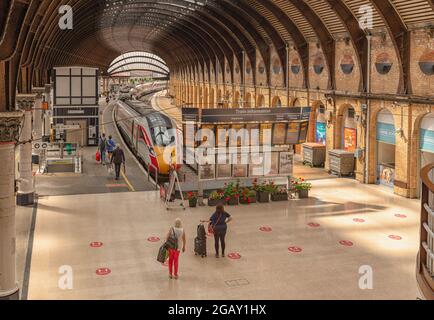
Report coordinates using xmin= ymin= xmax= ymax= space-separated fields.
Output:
xmin=298 ymin=189 xmax=309 ymax=199
xmin=271 ymin=193 xmax=289 ymax=202
xmin=257 ymin=191 xmax=270 ymax=203
xmin=208 ymin=198 xmax=223 ymax=207
xmin=226 ymin=197 xmax=239 ymax=206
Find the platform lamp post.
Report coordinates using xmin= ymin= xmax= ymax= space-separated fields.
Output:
xmin=16 ymin=94 xmax=36 ymax=206
xmin=0 ymin=111 xmax=24 ymax=300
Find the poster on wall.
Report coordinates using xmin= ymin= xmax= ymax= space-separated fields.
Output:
xmin=316 ymin=122 xmax=326 ymax=145
xmin=286 ymin=122 xmax=301 ymax=145
xmin=272 ymin=123 xmax=287 ymax=145
xmin=377 ymin=164 xmax=395 ymax=188
xmin=421 ymin=129 xmax=434 ymax=153
xmin=279 ymin=152 xmax=294 ymax=175
xmin=217 ymin=164 xmax=232 ymax=179
xmin=298 ymin=121 xmax=309 ymax=143
xmin=344 ymin=128 xmax=357 ymax=152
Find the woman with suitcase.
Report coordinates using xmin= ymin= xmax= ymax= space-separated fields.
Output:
xmin=204 ymin=205 xmax=233 ymax=258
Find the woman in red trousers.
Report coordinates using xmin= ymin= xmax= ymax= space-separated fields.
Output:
xmin=165 ymin=218 xmax=186 ymax=280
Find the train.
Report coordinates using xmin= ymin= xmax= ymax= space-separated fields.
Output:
xmin=131 ymin=81 xmax=168 ymax=100
xmin=114 ymin=97 xmax=181 ymax=179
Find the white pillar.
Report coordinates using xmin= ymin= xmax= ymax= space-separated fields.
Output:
xmin=0 ymin=111 xmax=24 ymax=300
xmin=43 ymin=84 xmax=52 ymax=137
xmin=32 ymin=88 xmax=44 ymax=142
xmin=16 ymin=94 xmax=36 ymax=206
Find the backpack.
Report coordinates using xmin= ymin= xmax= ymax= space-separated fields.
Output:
xmin=165 ymin=228 xmax=178 ymax=250
xmin=157 ymin=244 xmax=168 ymax=263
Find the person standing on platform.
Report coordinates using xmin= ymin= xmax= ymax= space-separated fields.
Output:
xmin=106 ymin=135 xmax=116 ymax=162
xmin=165 ymin=218 xmax=186 ymax=280
xmin=99 ymin=133 xmax=107 ymax=165
xmin=110 ymin=144 xmax=125 ymax=180
xmin=205 ymin=205 xmax=233 ymax=258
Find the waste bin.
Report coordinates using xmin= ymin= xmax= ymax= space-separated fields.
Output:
xmin=302 ymin=143 xmax=326 ymax=167
xmin=328 ymin=149 xmax=355 ymax=177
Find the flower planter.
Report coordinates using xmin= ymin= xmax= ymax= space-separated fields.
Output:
xmin=271 ymin=193 xmax=289 ymax=202
xmin=208 ymin=198 xmax=223 ymax=207
xmin=257 ymin=191 xmax=270 ymax=203
xmin=226 ymin=197 xmax=239 ymax=206
xmin=189 ymin=199 xmax=198 ymax=208
xmin=240 ymin=197 xmax=257 ymax=205
xmin=298 ymin=189 xmax=309 ymax=199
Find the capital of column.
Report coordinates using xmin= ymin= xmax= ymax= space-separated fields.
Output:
xmin=0 ymin=111 xmax=24 ymax=143
xmin=32 ymin=87 xmax=45 ymax=100
xmin=16 ymin=94 xmax=37 ymax=111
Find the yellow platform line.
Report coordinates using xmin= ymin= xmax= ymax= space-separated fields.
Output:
xmin=102 ymin=102 xmax=135 ymax=192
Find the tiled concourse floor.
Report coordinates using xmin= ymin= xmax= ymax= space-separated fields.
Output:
xmin=26 ymin=178 xmax=422 ymax=300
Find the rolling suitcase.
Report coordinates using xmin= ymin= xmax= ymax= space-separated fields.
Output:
xmin=197 ymin=223 xmax=206 ymax=240
xmin=194 ymin=237 xmax=207 ymax=258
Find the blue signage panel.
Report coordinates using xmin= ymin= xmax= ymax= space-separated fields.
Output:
xmin=316 ymin=121 xmax=326 ymax=145
xmin=377 ymin=122 xmax=396 ymax=145
xmin=421 ymin=129 xmax=434 ymax=153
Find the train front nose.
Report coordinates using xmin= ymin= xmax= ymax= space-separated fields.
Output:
xmin=154 ymin=146 xmax=178 ymax=175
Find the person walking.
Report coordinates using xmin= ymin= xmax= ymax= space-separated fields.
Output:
xmin=205 ymin=204 xmax=232 ymax=258
xmin=106 ymin=135 xmax=116 ymax=161
xmin=165 ymin=218 xmax=186 ymax=280
xmin=110 ymin=144 xmax=125 ymax=180
xmin=99 ymin=133 xmax=107 ymax=165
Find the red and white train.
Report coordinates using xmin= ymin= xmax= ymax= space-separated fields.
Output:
xmin=114 ymin=98 xmax=181 ymax=178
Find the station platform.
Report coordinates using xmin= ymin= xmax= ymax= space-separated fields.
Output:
xmin=24 ymin=177 xmax=421 ymax=300
xmin=34 ymin=100 xmax=156 ymax=197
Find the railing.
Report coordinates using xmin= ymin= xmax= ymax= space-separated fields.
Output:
xmin=417 ymin=163 xmax=434 ymax=300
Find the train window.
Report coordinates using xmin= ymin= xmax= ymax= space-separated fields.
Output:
xmin=151 ymin=126 xmax=173 ymax=147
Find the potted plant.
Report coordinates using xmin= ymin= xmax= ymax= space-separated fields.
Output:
xmin=208 ymin=190 xmax=224 ymax=207
xmin=257 ymin=181 xmax=277 ymax=203
xmin=187 ymin=192 xmax=198 ymax=208
xmin=271 ymin=186 xmax=289 ymax=201
xmin=239 ymin=188 xmax=257 ymax=205
xmin=224 ymin=182 xmax=240 ymax=206
xmin=292 ymin=178 xmax=312 ymax=199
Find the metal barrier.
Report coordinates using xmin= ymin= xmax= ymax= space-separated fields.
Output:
xmin=417 ymin=163 xmax=434 ymax=300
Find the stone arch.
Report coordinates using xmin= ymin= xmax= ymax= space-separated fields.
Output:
xmin=257 ymin=94 xmax=266 ymax=108
xmin=336 ymin=103 xmax=357 ymax=150
xmin=271 ymin=96 xmax=282 ymax=108
xmin=245 ymin=92 xmax=252 ymax=108
xmin=410 ymin=111 xmax=434 ymax=198
xmin=233 ymin=91 xmax=240 ymax=108
xmin=291 ymin=98 xmax=301 ymax=107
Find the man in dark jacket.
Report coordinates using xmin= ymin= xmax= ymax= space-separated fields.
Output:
xmin=110 ymin=144 xmax=126 ymax=180
xmin=99 ymin=133 xmax=107 ymax=165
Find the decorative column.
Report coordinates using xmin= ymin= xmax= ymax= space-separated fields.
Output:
xmin=16 ymin=94 xmax=36 ymax=206
xmin=0 ymin=111 xmax=24 ymax=300
xmin=32 ymin=87 xmax=45 ymax=143
xmin=43 ymin=84 xmax=52 ymax=138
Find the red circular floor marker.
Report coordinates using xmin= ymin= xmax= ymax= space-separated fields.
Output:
xmin=90 ymin=242 xmax=103 ymax=248
xmin=259 ymin=226 xmax=273 ymax=232
xmin=147 ymin=236 xmax=160 ymax=243
xmin=307 ymin=222 xmax=321 ymax=228
xmin=96 ymin=268 xmax=111 ymax=276
xmin=339 ymin=240 xmax=354 ymax=247
xmin=288 ymin=246 xmax=303 ymax=253
xmin=227 ymin=253 xmax=242 ymax=260
xmin=353 ymin=218 xmax=365 ymax=223
xmin=388 ymin=235 xmax=402 ymax=240
xmin=395 ymin=214 xmax=407 ymax=219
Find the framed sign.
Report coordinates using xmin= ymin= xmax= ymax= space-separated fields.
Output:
xmin=217 ymin=164 xmax=232 ymax=179
xmin=298 ymin=121 xmax=309 ymax=143
xmin=233 ymin=154 xmax=248 ymax=178
xmin=199 ymin=163 xmax=216 ymax=181
xmin=229 ymin=124 xmax=245 ymax=147
xmin=246 ymin=124 xmax=260 ymax=146
xmin=272 ymin=123 xmax=287 ymax=145
xmin=260 ymin=124 xmax=273 ymax=146
xmin=216 ymin=124 xmax=230 ymax=147
xmin=249 ymin=159 xmax=264 ymax=177
xmin=200 ymin=125 xmax=215 ymax=146
xmin=279 ymin=152 xmax=294 ymax=175
xmin=264 ymin=152 xmax=279 ymax=176
xmin=344 ymin=127 xmax=357 ymax=152
xmin=286 ymin=122 xmax=300 ymax=145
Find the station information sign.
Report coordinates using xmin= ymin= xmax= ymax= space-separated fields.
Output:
xmin=182 ymin=107 xmax=311 ymax=123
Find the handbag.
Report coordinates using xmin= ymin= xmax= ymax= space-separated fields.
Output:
xmin=208 ymin=213 xmax=223 ymax=235
xmin=95 ymin=150 xmax=101 ymax=162
xmin=165 ymin=228 xmax=178 ymax=250
xmin=157 ymin=244 xmax=168 ymax=263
